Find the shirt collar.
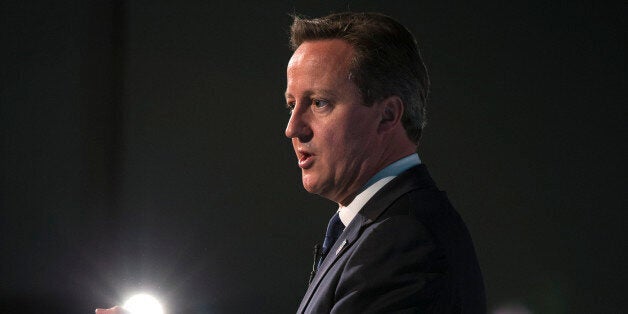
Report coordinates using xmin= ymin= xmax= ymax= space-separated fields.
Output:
xmin=338 ymin=153 xmax=421 ymax=227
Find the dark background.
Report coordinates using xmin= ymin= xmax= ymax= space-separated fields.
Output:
xmin=1 ymin=1 xmax=626 ymax=313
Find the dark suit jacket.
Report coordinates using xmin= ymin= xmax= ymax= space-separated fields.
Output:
xmin=297 ymin=165 xmax=486 ymax=313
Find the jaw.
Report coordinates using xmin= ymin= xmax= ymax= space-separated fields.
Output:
xmin=300 ymin=163 xmax=370 ymax=206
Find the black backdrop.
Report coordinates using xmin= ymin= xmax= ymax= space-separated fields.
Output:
xmin=1 ymin=1 xmax=626 ymax=313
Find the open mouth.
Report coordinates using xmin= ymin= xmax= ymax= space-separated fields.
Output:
xmin=298 ymin=151 xmax=314 ymax=168
xmin=300 ymin=152 xmax=311 ymax=161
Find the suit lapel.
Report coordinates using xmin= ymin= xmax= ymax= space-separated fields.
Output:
xmin=298 ymin=165 xmax=435 ymax=312
xmin=298 ymin=217 xmax=359 ymax=312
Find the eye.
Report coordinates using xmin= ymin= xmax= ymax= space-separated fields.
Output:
xmin=313 ymin=99 xmax=329 ymax=108
xmin=286 ymin=101 xmax=295 ymax=114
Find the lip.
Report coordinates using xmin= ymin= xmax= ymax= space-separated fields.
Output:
xmin=297 ymin=149 xmax=314 ymax=169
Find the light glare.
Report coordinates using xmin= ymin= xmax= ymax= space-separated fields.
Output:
xmin=123 ymin=293 xmax=164 ymax=314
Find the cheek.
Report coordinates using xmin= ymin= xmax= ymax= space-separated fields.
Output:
xmin=316 ymin=113 xmax=375 ymax=164
xmin=323 ymin=130 xmax=348 ymax=160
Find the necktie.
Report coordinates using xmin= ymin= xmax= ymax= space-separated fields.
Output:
xmin=319 ymin=211 xmax=344 ymax=268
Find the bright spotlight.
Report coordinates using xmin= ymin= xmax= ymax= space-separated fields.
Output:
xmin=123 ymin=293 xmax=164 ymax=314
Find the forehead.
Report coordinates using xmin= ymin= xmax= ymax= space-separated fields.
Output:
xmin=289 ymin=39 xmax=354 ymax=67
xmin=286 ymin=39 xmax=355 ymax=93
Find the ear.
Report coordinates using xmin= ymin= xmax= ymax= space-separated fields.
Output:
xmin=377 ymin=96 xmax=404 ymax=134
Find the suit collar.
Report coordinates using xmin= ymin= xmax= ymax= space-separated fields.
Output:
xmin=338 ymin=153 xmax=422 ymax=227
xmin=358 ymin=164 xmax=434 ymax=224
xmin=340 ymin=164 xmax=434 ymax=245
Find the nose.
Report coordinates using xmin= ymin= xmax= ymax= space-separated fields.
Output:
xmin=285 ymin=106 xmax=313 ymax=142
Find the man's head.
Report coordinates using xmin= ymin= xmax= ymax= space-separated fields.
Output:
xmin=284 ymin=12 xmax=428 ymax=205
xmin=290 ymin=12 xmax=429 ymax=143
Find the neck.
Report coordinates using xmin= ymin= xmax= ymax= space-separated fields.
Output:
xmin=332 ymin=128 xmax=417 ymax=206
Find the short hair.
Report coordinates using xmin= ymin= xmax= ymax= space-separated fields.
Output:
xmin=289 ymin=12 xmax=430 ymax=143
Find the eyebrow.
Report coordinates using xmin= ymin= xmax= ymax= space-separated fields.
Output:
xmin=285 ymin=89 xmax=339 ymax=99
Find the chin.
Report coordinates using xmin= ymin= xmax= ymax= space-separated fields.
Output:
xmin=301 ymin=175 xmax=322 ymax=195
xmin=301 ymin=181 xmax=318 ymax=194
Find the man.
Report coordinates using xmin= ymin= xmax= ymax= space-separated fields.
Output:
xmin=286 ymin=12 xmax=485 ymax=313
xmin=97 ymin=11 xmax=485 ymax=314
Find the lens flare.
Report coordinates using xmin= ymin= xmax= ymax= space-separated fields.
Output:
xmin=123 ymin=293 xmax=164 ymax=314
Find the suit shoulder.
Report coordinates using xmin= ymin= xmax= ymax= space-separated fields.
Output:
xmin=383 ymin=186 xmax=454 ymax=220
